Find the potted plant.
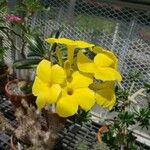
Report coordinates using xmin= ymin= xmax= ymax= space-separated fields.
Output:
xmin=1 ymin=37 xmax=122 ymax=149
xmin=0 ymin=0 xmax=51 ymax=108
xmin=97 ymin=70 xmax=150 ymax=150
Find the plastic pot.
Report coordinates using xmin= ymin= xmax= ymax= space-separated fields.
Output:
xmin=5 ymin=79 xmax=36 ymax=110
xmin=97 ymin=125 xmax=108 ymax=143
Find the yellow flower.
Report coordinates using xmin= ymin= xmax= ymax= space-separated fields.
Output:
xmin=56 ymin=71 xmax=95 ymax=117
xmin=90 ymin=81 xmax=116 ymax=110
xmin=77 ymin=51 xmax=122 ymax=81
xmin=45 ymin=38 xmax=94 ymax=63
xmin=32 ymin=59 xmax=66 ymax=109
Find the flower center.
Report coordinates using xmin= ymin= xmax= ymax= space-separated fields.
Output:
xmin=67 ymin=88 xmax=74 ymax=95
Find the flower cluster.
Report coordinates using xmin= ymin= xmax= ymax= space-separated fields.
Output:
xmin=32 ymin=38 xmax=122 ymax=117
xmin=4 ymin=15 xmax=22 ymax=24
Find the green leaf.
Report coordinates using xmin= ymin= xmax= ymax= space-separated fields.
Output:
xmin=13 ymin=59 xmax=41 ymax=69
xmin=0 ymin=18 xmax=5 ymax=25
xmin=0 ymin=0 xmax=7 ymax=13
xmin=144 ymin=82 xmax=150 ymax=93
xmin=127 ymin=69 xmax=140 ymax=82
xmin=25 ymin=34 xmax=45 ymax=57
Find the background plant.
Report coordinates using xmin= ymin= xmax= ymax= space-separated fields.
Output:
xmin=101 ymin=69 xmax=150 ymax=150
xmin=0 ymin=0 xmax=55 ymax=72
xmin=75 ymin=137 xmax=110 ymax=150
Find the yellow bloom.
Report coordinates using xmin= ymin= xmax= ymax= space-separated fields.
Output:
xmin=32 ymin=59 xmax=66 ymax=109
xmin=45 ymin=38 xmax=94 ymax=63
xmin=92 ymin=46 xmax=118 ymax=69
xmin=77 ymin=51 xmax=122 ymax=81
xmin=56 ymin=71 xmax=95 ymax=117
xmin=90 ymin=81 xmax=116 ymax=110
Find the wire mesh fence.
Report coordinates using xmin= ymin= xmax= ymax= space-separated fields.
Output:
xmin=1 ymin=0 xmax=150 ymax=116
xmin=28 ymin=0 xmax=150 ymax=115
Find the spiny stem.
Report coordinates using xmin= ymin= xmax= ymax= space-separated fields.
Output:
xmin=129 ymin=81 xmax=135 ymax=95
xmin=128 ymin=88 xmax=146 ymax=104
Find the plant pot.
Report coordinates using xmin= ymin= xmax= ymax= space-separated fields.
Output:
xmin=5 ymin=79 xmax=36 ymax=110
xmin=10 ymin=135 xmax=18 ymax=150
xmin=0 ymin=65 xmax=9 ymax=94
xmin=97 ymin=125 xmax=108 ymax=143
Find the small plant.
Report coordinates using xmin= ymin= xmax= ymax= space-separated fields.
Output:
xmin=75 ymin=137 xmax=110 ymax=150
xmin=13 ymin=99 xmax=64 ymax=149
xmin=98 ymin=70 xmax=150 ymax=150
xmin=75 ymin=137 xmax=89 ymax=150
xmin=70 ymin=109 xmax=92 ymax=125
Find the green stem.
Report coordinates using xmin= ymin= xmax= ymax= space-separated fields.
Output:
xmin=67 ymin=45 xmax=75 ymax=64
xmin=56 ymin=48 xmax=63 ymax=66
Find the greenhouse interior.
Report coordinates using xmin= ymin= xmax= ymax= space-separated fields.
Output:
xmin=0 ymin=0 xmax=150 ymax=149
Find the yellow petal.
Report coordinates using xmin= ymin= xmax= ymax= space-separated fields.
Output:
xmin=36 ymin=59 xmax=51 ymax=83
xmin=55 ymin=38 xmax=75 ymax=45
xmin=32 ymin=76 xmax=43 ymax=96
xmin=45 ymin=38 xmax=57 ymax=43
xmin=94 ymin=53 xmax=114 ymax=68
xmin=75 ymin=40 xmax=94 ymax=48
xmin=90 ymin=81 xmax=115 ymax=91
xmin=45 ymin=38 xmax=75 ymax=45
xmin=94 ymin=67 xmax=122 ymax=81
xmin=36 ymin=94 xmax=46 ymax=109
xmin=77 ymin=51 xmax=96 ymax=73
xmin=32 ymin=76 xmax=53 ymax=96
xmin=56 ymin=96 xmax=78 ymax=117
xmin=35 ymin=85 xmax=53 ymax=109
xmin=95 ymin=89 xmax=116 ymax=110
xmin=64 ymin=60 xmax=72 ymax=78
xmin=67 ymin=45 xmax=75 ymax=63
xmin=46 ymin=84 xmax=61 ymax=104
xmin=33 ymin=78 xmax=61 ymax=108
xmin=74 ymin=88 xmax=95 ymax=110
xmin=68 ymin=71 xmax=93 ymax=89
xmin=91 ymin=46 xmax=104 ymax=54
xmin=51 ymin=64 xmax=66 ymax=84
xmin=92 ymin=46 xmax=118 ymax=69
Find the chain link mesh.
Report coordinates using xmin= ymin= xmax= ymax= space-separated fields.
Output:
xmin=1 ymin=0 xmax=150 ymax=116
xmin=34 ymin=0 xmax=150 ymax=114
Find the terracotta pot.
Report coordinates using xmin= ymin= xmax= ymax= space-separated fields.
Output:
xmin=10 ymin=135 xmax=17 ymax=150
xmin=97 ymin=125 xmax=108 ymax=143
xmin=5 ymin=79 xmax=36 ymax=110
xmin=0 ymin=65 xmax=9 ymax=94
